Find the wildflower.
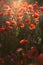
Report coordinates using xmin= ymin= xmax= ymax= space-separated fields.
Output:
xmin=8 ymin=26 xmax=13 ymax=29
xmin=5 ymin=21 xmax=10 ymax=26
xmin=29 ymin=23 xmax=36 ymax=30
xmin=27 ymin=47 xmax=38 ymax=59
xmin=10 ymin=21 xmax=14 ymax=27
xmin=4 ymin=5 xmax=11 ymax=12
xmin=34 ymin=10 xmax=39 ymax=14
xmin=7 ymin=9 xmax=14 ymax=15
xmin=5 ymin=21 xmax=14 ymax=28
xmin=17 ymin=13 xmax=24 ymax=17
xmin=16 ymin=48 xmax=23 ymax=52
xmin=23 ymin=2 xmax=28 ymax=7
xmin=20 ymin=23 xmax=25 ymax=28
xmin=40 ymin=6 xmax=43 ymax=11
xmin=25 ymin=18 xmax=31 ymax=24
xmin=4 ymin=28 xmax=8 ymax=32
xmin=32 ymin=13 xmax=39 ymax=18
xmin=28 ymin=4 xmax=33 ymax=10
xmin=17 ymin=22 xmax=25 ymax=28
xmin=33 ymin=1 xmax=38 ymax=7
xmin=20 ymin=39 xmax=29 ymax=44
xmin=35 ymin=18 xmax=39 ymax=23
xmin=30 ymin=47 xmax=38 ymax=57
xmin=0 ymin=27 xmax=5 ymax=32
xmin=0 ymin=12 xmax=3 ymax=16
xmin=37 ymin=54 xmax=43 ymax=64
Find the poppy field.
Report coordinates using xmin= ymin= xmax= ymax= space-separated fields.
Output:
xmin=0 ymin=0 xmax=43 ymax=65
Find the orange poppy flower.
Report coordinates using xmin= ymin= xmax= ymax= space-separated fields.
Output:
xmin=23 ymin=2 xmax=28 ymax=7
xmin=20 ymin=39 xmax=29 ymax=44
xmin=29 ymin=23 xmax=36 ymax=30
xmin=28 ymin=4 xmax=33 ymax=10
xmin=20 ymin=23 xmax=25 ymax=28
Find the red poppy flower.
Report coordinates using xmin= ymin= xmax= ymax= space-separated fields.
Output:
xmin=40 ymin=6 xmax=43 ymax=11
xmin=20 ymin=23 xmax=25 ymax=28
xmin=5 ymin=21 xmax=14 ymax=28
xmin=34 ymin=10 xmax=39 ymax=14
xmin=5 ymin=21 xmax=10 ymax=26
xmin=33 ymin=2 xmax=38 ymax=7
xmin=32 ymin=13 xmax=39 ymax=18
xmin=20 ymin=39 xmax=29 ymax=44
xmin=30 ymin=47 xmax=38 ymax=57
xmin=37 ymin=54 xmax=43 ymax=64
xmin=0 ymin=12 xmax=3 ymax=16
xmin=7 ymin=9 xmax=14 ymax=15
xmin=27 ymin=47 xmax=38 ymax=59
xmin=4 ymin=28 xmax=8 ymax=32
xmin=0 ymin=27 xmax=5 ymax=32
xmin=35 ymin=18 xmax=39 ymax=23
xmin=17 ymin=22 xmax=25 ymax=28
xmin=25 ymin=18 xmax=31 ymax=24
xmin=29 ymin=23 xmax=36 ymax=30
xmin=8 ymin=26 xmax=13 ymax=29
xmin=10 ymin=21 xmax=14 ymax=27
